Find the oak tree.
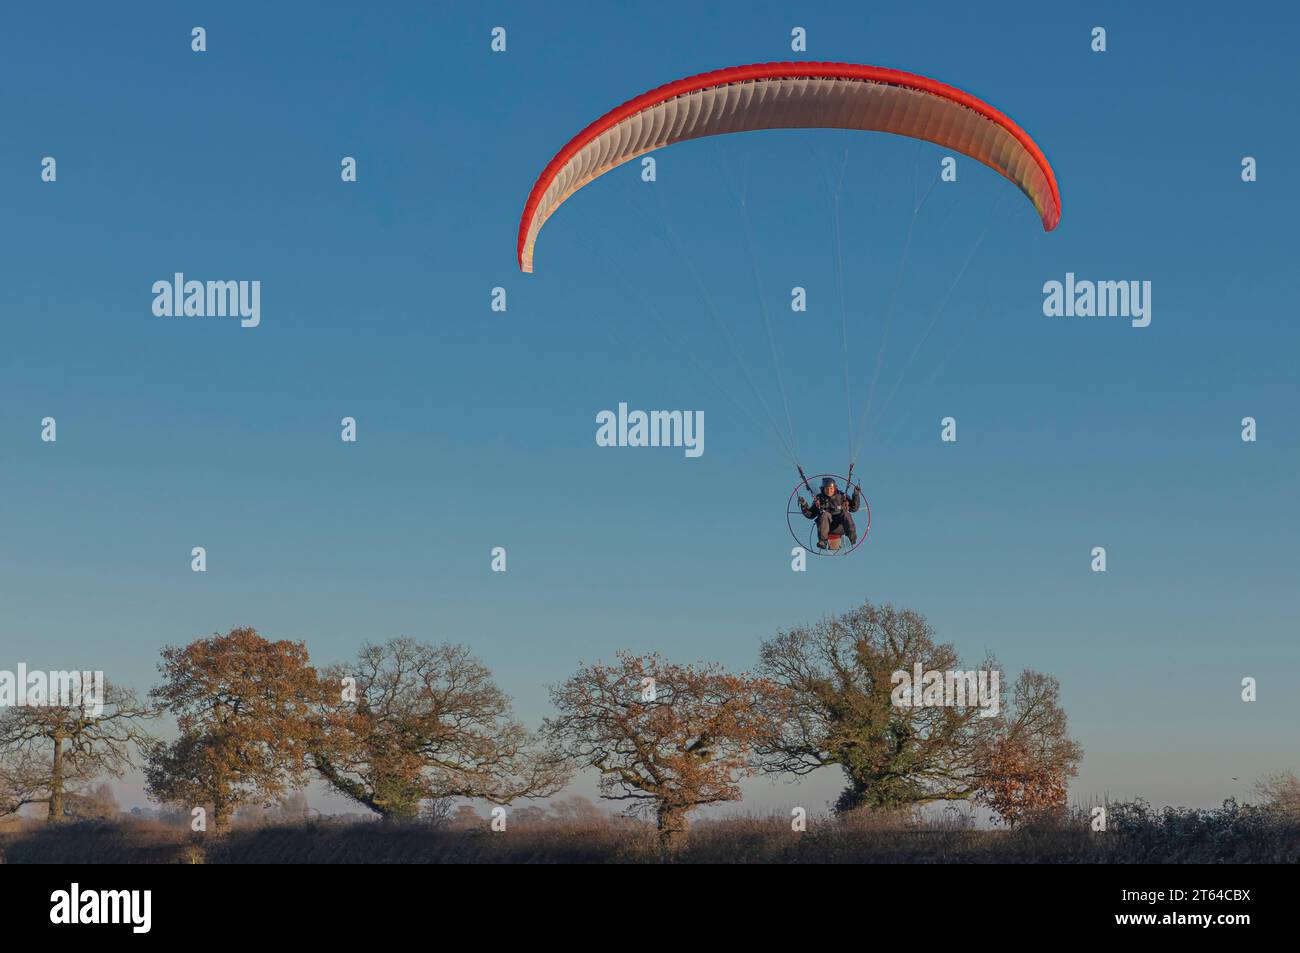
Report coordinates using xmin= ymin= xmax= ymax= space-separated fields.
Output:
xmin=972 ymin=671 xmax=1082 ymax=825
xmin=758 ymin=600 xmax=999 ymax=812
xmin=544 ymin=652 xmax=785 ymax=846
xmin=0 ymin=681 xmax=154 ymax=820
xmin=144 ymin=627 xmax=323 ymax=831
xmin=312 ymin=639 xmax=567 ymax=818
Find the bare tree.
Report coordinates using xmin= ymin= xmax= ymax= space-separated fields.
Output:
xmin=419 ymin=796 xmax=455 ymax=827
xmin=63 ymin=782 xmax=120 ymax=819
xmin=0 ymin=749 xmax=47 ymax=818
xmin=448 ymin=804 xmax=482 ymax=829
xmin=275 ymin=790 xmax=311 ymax=820
xmin=0 ymin=681 xmax=155 ymax=820
xmin=548 ymin=794 xmax=608 ymax=823
xmin=1254 ymin=770 xmax=1300 ymax=816
xmin=312 ymin=639 xmax=567 ymax=819
xmin=544 ymin=651 xmax=786 ymax=846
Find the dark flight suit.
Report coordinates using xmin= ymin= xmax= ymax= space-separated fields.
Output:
xmin=800 ymin=486 xmax=861 ymax=543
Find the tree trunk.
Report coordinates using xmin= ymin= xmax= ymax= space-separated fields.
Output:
xmin=211 ymin=798 xmax=230 ymax=833
xmin=656 ymin=803 xmax=689 ymax=848
xmin=834 ymin=779 xmax=868 ymax=814
xmin=48 ymin=734 xmax=64 ymax=821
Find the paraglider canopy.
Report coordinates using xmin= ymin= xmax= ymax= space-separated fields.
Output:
xmin=517 ymin=62 xmax=1060 ymax=557
xmin=518 ymin=61 xmax=1061 ymax=272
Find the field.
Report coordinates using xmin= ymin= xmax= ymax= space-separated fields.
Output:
xmin=3 ymin=800 xmax=1296 ymax=864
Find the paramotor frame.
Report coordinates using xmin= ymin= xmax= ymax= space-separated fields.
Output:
xmin=786 ymin=473 xmax=871 ymax=557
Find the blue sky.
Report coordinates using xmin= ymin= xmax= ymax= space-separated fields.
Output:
xmin=2 ymin=1 xmax=1297 ymax=815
